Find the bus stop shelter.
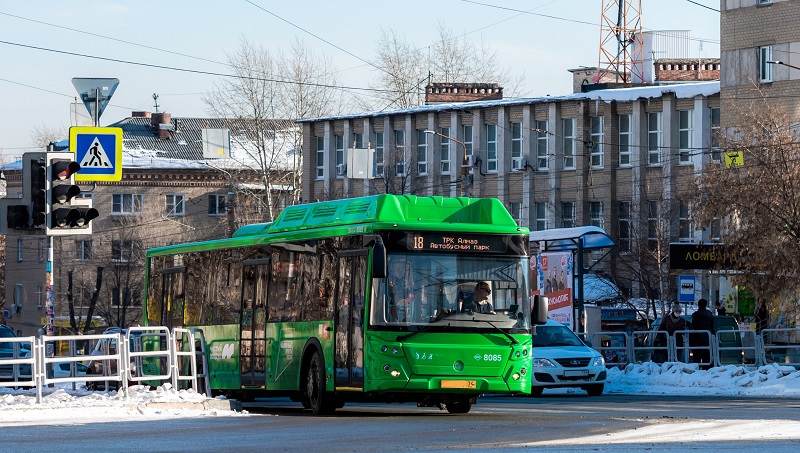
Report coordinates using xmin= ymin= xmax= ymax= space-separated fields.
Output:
xmin=530 ymin=226 xmax=616 ymax=331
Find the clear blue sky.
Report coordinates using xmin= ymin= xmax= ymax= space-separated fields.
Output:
xmin=0 ymin=0 xmax=720 ymax=159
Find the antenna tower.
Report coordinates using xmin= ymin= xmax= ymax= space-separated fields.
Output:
xmin=598 ymin=0 xmax=644 ymax=83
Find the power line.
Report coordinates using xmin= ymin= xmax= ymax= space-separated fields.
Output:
xmin=685 ymin=0 xmax=720 ymax=13
xmin=0 ymin=40 xmax=395 ymax=94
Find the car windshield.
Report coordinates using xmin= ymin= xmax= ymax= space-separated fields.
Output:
xmin=370 ymin=253 xmax=531 ymax=332
xmin=532 ymin=325 xmax=585 ymax=347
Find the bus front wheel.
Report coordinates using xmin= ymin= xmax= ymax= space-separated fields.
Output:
xmin=305 ymin=351 xmax=335 ymax=415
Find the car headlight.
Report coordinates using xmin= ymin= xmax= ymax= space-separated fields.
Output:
xmin=532 ymin=358 xmax=557 ymax=368
xmin=591 ymin=356 xmax=605 ymax=367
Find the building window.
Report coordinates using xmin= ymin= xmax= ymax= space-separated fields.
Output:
xmin=416 ymin=129 xmax=428 ymax=175
xmin=619 ymin=114 xmax=631 ymax=167
xmin=335 ymin=134 xmax=345 ymax=177
xmin=463 ymin=125 xmax=473 ymax=170
xmin=511 ymin=122 xmax=523 ymax=169
xmin=165 ymin=194 xmax=184 ymax=216
xmin=536 ymin=120 xmax=548 ymax=170
xmin=112 ymin=240 xmax=138 ymax=262
xmin=710 ymin=217 xmax=721 ymax=241
xmin=315 ymin=137 xmax=325 ymax=179
xmin=509 ymin=202 xmax=522 ymax=225
xmin=562 ymin=118 xmax=576 ymax=170
xmin=486 ymin=124 xmax=498 ymax=172
xmin=394 ymin=130 xmax=406 ymax=176
xmin=759 ymin=46 xmax=773 ymax=83
xmin=208 ymin=194 xmax=227 ymax=216
xmin=374 ymin=132 xmax=384 ymax=177
xmin=590 ymin=201 xmax=604 ymax=229
xmin=679 ymin=202 xmax=693 ymax=241
xmin=711 ymin=107 xmax=721 ymax=163
xmin=648 ymin=112 xmax=662 ymax=166
xmin=439 ymin=127 xmax=451 ymax=174
xmin=561 ymin=202 xmax=576 ymax=228
xmin=77 ymin=239 xmax=93 ymax=261
xmin=17 ymin=238 xmax=23 ymax=262
xmin=112 ymin=193 xmax=143 ymax=215
xmin=353 ymin=132 xmax=364 ymax=149
xmin=590 ymin=116 xmax=604 ymax=168
xmin=647 ymin=201 xmax=659 ymax=242
xmin=618 ymin=201 xmax=631 ymax=253
xmin=678 ymin=110 xmax=693 ymax=164
xmin=535 ymin=202 xmax=548 ymax=231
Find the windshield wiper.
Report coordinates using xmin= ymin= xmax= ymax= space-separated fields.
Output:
xmin=396 ymin=325 xmax=431 ymax=342
xmin=471 ymin=319 xmax=519 ymax=345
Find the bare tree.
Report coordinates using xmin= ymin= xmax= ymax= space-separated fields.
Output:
xmin=369 ymin=24 xmax=526 ymax=110
xmin=693 ymin=99 xmax=800 ymax=318
xmin=204 ymin=38 xmax=340 ymax=221
xmin=371 ymin=29 xmax=429 ymax=109
xmin=30 ymin=123 xmax=67 ymax=149
xmin=369 ymin=144 xmax=428 ymax=195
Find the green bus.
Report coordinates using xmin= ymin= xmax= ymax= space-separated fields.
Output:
xmin=143 ymin=194 xmax=545 ymax=414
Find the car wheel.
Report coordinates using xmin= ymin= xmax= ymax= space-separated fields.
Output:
xmin=530 ymin=386 xmax=544 ymax=397
xmin=584 ymin=384 xmax=604 ymax=396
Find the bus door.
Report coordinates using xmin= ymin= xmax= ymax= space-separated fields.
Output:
xmin=334 ymin=252 xmax=367 ymax=389
xmin=159 ymin=266 xmax=186 ymax=329
xmin=239 ymin=259 xmax=269 ymax=388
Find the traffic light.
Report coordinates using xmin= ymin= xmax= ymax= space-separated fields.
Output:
xmin=30 ymin=156 xmax=47 ymax=227
xmin=46 ymin=153 xmax=99 ymax=235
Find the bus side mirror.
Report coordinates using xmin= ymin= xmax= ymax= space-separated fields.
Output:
xmin=372 ymin=236 xmax=387 ymax=278
xmin=532 ymin=295 xmax=548 ymax=325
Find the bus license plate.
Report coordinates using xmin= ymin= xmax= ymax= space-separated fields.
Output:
xmin=564 ymin=370 xmax=589 ymax=377
xmin=441 ymin=380 xmax=477 ymax=389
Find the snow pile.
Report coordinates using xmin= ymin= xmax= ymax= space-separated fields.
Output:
xmin=0 ymin=384 xmax=243 ymax=425
xmin=605 ymin=362 xmax=800 ymax=397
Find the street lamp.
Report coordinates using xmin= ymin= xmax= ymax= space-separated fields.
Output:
xmin=767 ymin=60 xmax=800 ymax=71
xmin=424 ymin=130 xmax=470 ymax=197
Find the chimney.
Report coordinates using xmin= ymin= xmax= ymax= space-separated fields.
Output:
xmin=132 ymin=111 xmax=151 ymax=118
xmin=425 ymin=83 xmax=503 ymax=104
xmin=150 ymin=112 xmax=173 ymax=139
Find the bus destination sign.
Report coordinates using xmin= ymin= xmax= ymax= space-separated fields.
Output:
xmin=407 ymin=232 xmax=525 ymax=254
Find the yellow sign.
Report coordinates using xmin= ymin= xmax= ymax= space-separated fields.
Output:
xmin=724 ymin=150 xmax=743 ymax=168
xmin=69 ymin=126 xmax=123 ymax=182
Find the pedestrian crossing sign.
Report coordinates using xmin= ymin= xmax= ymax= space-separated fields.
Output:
xmin=69 ymin=126 xmax=123 ymax=182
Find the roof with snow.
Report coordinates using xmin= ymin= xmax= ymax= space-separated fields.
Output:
xmin=298 ymin=81 xmax=720 ymax=123
xmin=108 ymin=116 xmax=297 ymax=161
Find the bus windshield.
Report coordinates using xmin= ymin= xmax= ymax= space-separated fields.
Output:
xmin=370 ymin=253 xmax=530 ymax=332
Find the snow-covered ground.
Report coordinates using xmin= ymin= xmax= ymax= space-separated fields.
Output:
xmin=1 ymin=362 xmax=799 ymax=425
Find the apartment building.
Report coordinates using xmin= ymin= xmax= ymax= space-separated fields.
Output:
xmin=300 ymin=81 xmax=721 ymax=302
xmin=721 ymin=0 xmax=800 ymax=128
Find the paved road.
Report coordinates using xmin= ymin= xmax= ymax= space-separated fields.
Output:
xmin=2 ymin=394 xmax=799 ymax=452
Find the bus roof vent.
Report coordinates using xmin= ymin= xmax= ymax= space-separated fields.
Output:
xmin=311 ymin=204 xmax=339 ymax=219
xmin=282 ymin=208 xmax=307 ymax=223
xmin=343 ymin=199 xmax=372 ymax=216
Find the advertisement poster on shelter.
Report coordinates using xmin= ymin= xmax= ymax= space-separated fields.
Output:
xmin=537 ymin=252 xmax=573 ymax=329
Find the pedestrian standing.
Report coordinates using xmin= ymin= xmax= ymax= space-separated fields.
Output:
xmin=690 ymin=298 xmax=715 ymax=369
xmin=755 ymin=301 xmax=769 ymax=334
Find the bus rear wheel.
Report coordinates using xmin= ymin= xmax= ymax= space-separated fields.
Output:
xmin=305 ymin=351 xmax=335 ymax=415
xmin=445 ymin=397 xmax=472 ymax=414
